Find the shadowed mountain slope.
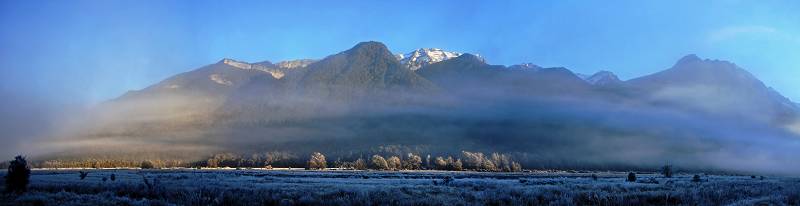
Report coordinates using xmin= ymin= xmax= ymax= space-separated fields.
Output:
xmin=628 ymin=54 xmax=799 ymax=125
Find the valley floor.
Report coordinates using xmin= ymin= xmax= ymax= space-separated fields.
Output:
xmin=1 ymin=169 xmax=798 ymax=205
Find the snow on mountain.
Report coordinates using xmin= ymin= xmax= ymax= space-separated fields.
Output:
xmin=396 ymin=48 xmax=466 ymax=70
xmin=222 ymin=58 xmax=286 ymax=79
xmin=508 ymin=63 xmax=542 ymax=71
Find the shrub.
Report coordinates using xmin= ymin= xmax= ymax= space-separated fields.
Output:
xmin=442 ymin=176 xmax=454 ymax=185
xmin=662 ymin=165 xmax=673 ymax=178
xmin=627 ymin=172 xmax=637 ymax=182
xmin=140 ymin=160 xmax=155 ymax=169
xmin=5 ymin=155 xmax=31 ymax=193
xmin=433 ymin=176 xmax=454 ymax=186
xmin=692 ymin=174 xmax=702 ymax=182
xmin=640 ymin=177 xmax=659 ymax=184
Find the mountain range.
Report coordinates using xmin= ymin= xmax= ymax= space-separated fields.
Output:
xmin=48 ymin=41 xmax=800 ymax=174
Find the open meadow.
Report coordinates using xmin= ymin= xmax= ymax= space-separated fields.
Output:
xmin=2 ymin=169 xmax=798 ymax=205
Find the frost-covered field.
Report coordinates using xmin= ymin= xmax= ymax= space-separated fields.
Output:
xmin=1 ymin=169 xmax=799 ymax=205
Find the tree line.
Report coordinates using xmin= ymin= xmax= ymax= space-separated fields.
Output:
xmin=308 ymin=151 xmax=523 ymax=172
xmin=20 ymin=150 xmax=523 ymax=172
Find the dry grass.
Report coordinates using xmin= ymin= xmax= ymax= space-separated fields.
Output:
xmin=1 ymin=169 xmax=798 ymax=206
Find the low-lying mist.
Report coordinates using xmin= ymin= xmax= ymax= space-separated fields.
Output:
xmin=20 ymin=80 xmax=799 ymax=176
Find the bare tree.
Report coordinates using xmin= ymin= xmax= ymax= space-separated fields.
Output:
xmin=491 ymin=153 xmax=516 ymax=172
xmin=453 ymin=159 xmax=463 ymax=171
xmin=426 ymin=154 xmax=431 ymax=169
xmin=370 ymin=155 xmax=389 ymax=170
xmin=462 ymin=151 xmax=498 ymax=171
xmin=482 ymin=159 xmax=497 ymax=172
xmin=511 ymin=162 xmax=522 ymax=172
xmin=434 ymin=157 xmax=447 ymax=170
xmin=403 ymin=153 xmax=422 ymax=170
xmin=353 ymin=158 xmax=367 ymax=170
xmin=306 ymin=152 xmax=327 ymax=170
xmin=387 ymin=156 xmax=402 ymax=170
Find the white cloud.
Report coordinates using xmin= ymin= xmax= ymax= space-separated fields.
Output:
xmin=707 ymin=25 xmax=778 ymax=43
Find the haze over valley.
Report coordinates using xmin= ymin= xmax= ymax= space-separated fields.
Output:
xmin=21 ymin=41 xmax=799 ymax=175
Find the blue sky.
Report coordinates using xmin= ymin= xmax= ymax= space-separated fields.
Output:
xmin=1 ymin=0 xmax=799 ymax=105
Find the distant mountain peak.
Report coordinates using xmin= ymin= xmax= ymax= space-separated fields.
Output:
xmin=295 ymin=41 xmax=434 ymax=97
xmin=347 ymin=41 xmax=392 ymax=55
xmin=633 ymin=54 xmax=756 ymax=85
xmin=456 ymin=53 xmax=485 ymax=62
xmin=396 ymin=48 xmax=467 ymax=70
xmin=677 ymin=54 xmax=702 ymax=64
xmin=673 ymin=54 xmax=748 ymax=75
xmin=583 ymin=70 xmax=621 ymax=86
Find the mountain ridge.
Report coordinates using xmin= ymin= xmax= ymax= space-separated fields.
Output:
xmin=48 ymin=41 xmax=800 ymax=174
xmin=111 ymin=41 xmax=799 ymax=129
xmin=110 ymin=42 xmax=798 ymax=127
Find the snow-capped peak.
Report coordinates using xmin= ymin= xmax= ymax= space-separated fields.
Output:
xmin=396 ymin=48 xmax=463 ymax=70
